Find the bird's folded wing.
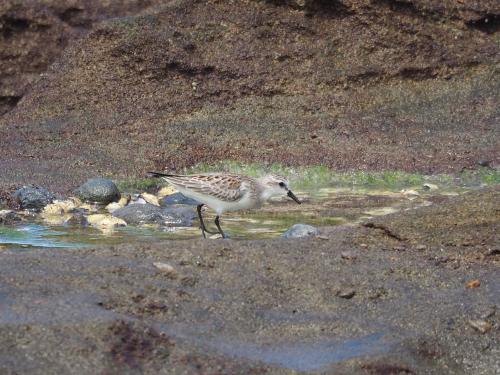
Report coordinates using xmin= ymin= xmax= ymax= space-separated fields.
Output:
xmin=164 ymin=175 xmax=246 ymax=202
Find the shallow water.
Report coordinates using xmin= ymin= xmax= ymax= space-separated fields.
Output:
xmin=207 ymin=332 xmax=390 ymax=372
xmin=162 ymin=322 xmax=391 ymax=372
xmin=0 ymin=187 xmax=461 ymax=249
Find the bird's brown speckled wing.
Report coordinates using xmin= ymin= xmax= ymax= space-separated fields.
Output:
xmin=163 ymin=174 xmax=253 ymax=202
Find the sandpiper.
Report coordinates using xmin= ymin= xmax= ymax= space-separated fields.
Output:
xmin=148 ymin=171 xmax=301 ymax=238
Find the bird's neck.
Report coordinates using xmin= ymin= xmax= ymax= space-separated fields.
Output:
xmin=255 ymin=178 xmax=277 ymax=204
xmin=259 ymin=190 xmax=272 ymax=203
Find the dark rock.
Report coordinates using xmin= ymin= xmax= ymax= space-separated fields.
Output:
xmin=159 ymin=192 xmax=200 ymax=207
xmin=282 ymin=224 xmax=319 ymax=238
xmin=0 ymin=210 xmax=21 ymax=224
xmin=112 ymin=204 xmax=164 ymax=225
xmin=13 ymin=185 xmax=55 ymax=211
xmin=478 ymin=159 xmax=491 ymax=168
xmin=112 ymin=203 xmax=195 ymax=227
xmin=161 ymin=206 xmax=197 ymax=226
xmin=75 ymin=178 xmax=120 ymax=204
xmin=64 ymin=213 xmax=88 ymax=227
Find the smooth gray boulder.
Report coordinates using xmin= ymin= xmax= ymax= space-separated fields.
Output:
xmin=75 ymin=178 xmax=120 ymax=204
xmin=112 ymin=203 xmax=195 ymax=227
xmin=13 ymin=185 xmax=55 ymax=211
xmin=159 ymin=192 xmax=199 ymax=207
xmin=282 ymin=224 xmax=320 ymax=238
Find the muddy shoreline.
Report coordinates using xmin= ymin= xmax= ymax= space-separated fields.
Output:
xmin=0 ymin=188 xmax=498 ymax=374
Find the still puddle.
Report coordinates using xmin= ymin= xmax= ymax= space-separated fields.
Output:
xmin=0 ymin=225 xmax=79 ymax=248
xmin=157 ymin=319 xmax=394 ymax=372
xmin=0 ymin=187 xmax=461 ymax=249
xmin=210 ymin=333 xmax=390 ymax=372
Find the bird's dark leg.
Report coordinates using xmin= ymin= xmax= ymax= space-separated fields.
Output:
xmin=197 ymin=204 xmax=217 ymax=238
xmin=214 ymin=216 xmax=226 ymax=239
xmin=197 ymin=204 xmax=208 ymax=238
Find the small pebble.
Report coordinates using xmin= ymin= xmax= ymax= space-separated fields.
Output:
xmin=341 ymin=251 xmax=357 ymax=260
xmin=105 ymin=202 xmax=122 ymax=213
xmin=43 ymin=200 xmax=77 ymax=215
xmin=42 ymin=204 xmax=63 ymax=215
xmin=416 ymin=244 xmax=427 ymax=251
xmin=401 ymin=189 xmax=419 ymax=197
xmin=466 ymin=279 xmax=481 ymax=289
xmin=393 ymin=246 xmax=406 ymax=251
xmin=468 ymin=319 xmax=492 ymax=334
xmin=367 ymin=287 xmax=387 ymax=300
xmin=153 ymin=262 xmax=179 ymax=279
xmin=434 ymin=256 xmax=449 ymax=265
xmin=141 ymin=192 xmax=160 ymax=206
xmin=359 ymin=243 xmax=368 ymax=248
xmin=64 ymin=214 xmax=88 ymax=227
xmin=485 ymin=248 xmax=500 ymax=256
xmin=422 ymin=183 xmax=438 ymax=191
xmin=337 ymin=289 xmax=356 ymax=299
xmin=157 ymin=186 xmax=177 ymax=198
xmin=130 ymin=197 xmax=147 ymax=205
xmin=87 ymin=214 xmax=126 ymax=228
xmin=282 ymin=224 xmax=319 ymax=239
xmin=79 ymin=203 xmax=98 ymax=212
xmin=118 ymin=194 xmax=131 ymax=207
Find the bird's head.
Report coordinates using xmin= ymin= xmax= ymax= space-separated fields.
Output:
xmin=258 ymin=174 xmax=301 ymax=204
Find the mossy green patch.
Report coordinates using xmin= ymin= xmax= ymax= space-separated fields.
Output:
xmin=115 ymin=162 xmax=499 ymax=195
xmin=116 ymin=178 xmax=159 ymax=193
xmin=185 ymin=161 xmax=499 ymax=192
xmin=460 ymin=168 xmax=500 ymax=185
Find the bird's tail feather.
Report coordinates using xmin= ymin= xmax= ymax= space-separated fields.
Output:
xmin=148 ymin=171 xmax=182 ymax=178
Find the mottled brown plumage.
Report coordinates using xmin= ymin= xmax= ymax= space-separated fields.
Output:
xmin=163 ymin=174 xmax=258 ymax=202
xmin=148 ymin=171 xmax=301 ymax=238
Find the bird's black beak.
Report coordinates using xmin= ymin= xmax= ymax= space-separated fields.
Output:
xmin=287 ymin=190 xmax=301 ymax=204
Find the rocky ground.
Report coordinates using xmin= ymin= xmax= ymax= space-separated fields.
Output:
xmin=0 ymin=0 xmax=499 ymax=192
xmin=0 ymin=187 xmax=498 ymax=374
xmin=0 ymin=0 xmax=499 ymax=374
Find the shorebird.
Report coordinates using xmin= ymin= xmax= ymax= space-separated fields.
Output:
xmin=148 ymin=172 xmax=301 ymax=238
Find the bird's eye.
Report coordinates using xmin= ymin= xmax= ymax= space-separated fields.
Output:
xmin=278 ymin=182 xmax=286 ymax=188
